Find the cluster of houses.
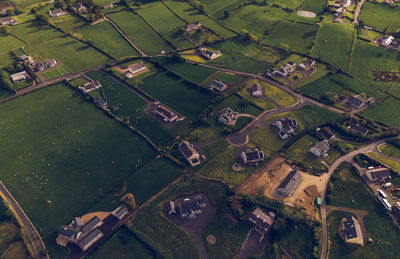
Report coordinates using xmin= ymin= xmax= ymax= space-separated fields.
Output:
xmin=272 ymin=117 xmax=298 ymax=140
xmin=218 ymin=107 xmax=239 ymax=125
xmin=165 ymin=194 xmax=207 ymax=219
xmin=78 ymin=80 xmax=108 ymax=109
xmin=152 ymin=103 xmax=182 ymax=123
xmin=125 ymin=61 xmax=147 ymax=78
xmin=178 ymin=141 xmax=204 ymax=167
xmin=377 ymin=36 xmax=400 ymax=52
xmin=248 ymin=207 xmax=275 ymax=241
xmin=277 ymin=169 xmax=302 ymax=196
xmin=184 ymin=22 xmax=202 ymax=33
xmin=332 ymin=0 xmax=352 ymax=22
xmin=198 ymin=47 xmax=221 ymax=60
xmin=0 ymin=16 xmax=18 ymax=26
xmin=20 ymin=55 xmax=58 ymax=72
xmin=339 ymin=215 xmax=364 ymax=246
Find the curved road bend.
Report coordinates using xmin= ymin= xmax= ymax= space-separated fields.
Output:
xmin=0 ymin=182 xmax=46 ymax=259
xmin=320 ymin=139 xmax=387 ymax=259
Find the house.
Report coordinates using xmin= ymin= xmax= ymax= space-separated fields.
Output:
xmin=218 ymin=107 xmax=238 ymax=125
xmin=127 ymin=62 xmax=146 ymax=77
xmin=299 ymin=58 xmax=315 ymax=70
xmin=348 ymin=121 xmax=369 ymax=135
xmin=80 ymin=80 xmax=102 ymax=93
xmin=343 ymin=0 xmax=352 ymax=7
xmin=95 ymin=97 xmax=108 ymax=109
xmin=165 ymin=195 xmax=207 ymax=219
xmin=310 ymin=140 xmax=330 ymax=158
xmin=10 ymin=71 xmax=29 ymax=83
xmin=199 ymin=47 xmax=221 ymax=60
xmin=344 ymin=96 xmax=364 ymax=110
xmin=0 ymin=2 xmax=13 ymax=15
xmin=184 ymin=22 xmax=202 ymax=32
xmin=277 ymin=170 xmax=302 ymax=196
xmin=250 ymin=83 xmax=263 ymax=98
xmin=270 ymin=62 xmax=296 ymax=77
xmin=20 ymin=54 xmax=33 ymax=64
xmin=209 ymin=80 xmax=228 ymax=92
xmin=111 ymin=204 xmax=129 ymax=221
xmin=49 ymin=8 xmax=64 ymax=17
xmin=241 ymin=148 xmax=264 ymax=165
xmin=248 ymin=207 xmax=275 ymax=236
xmin=73 ymin=3 xmax=87 ymax=14
xmin=153 ymin=104 xmax=178 ymax=122
xmin=102 ymin=3 xmax=114 ymax=9
xmin=339 ymin=216 xmax=364 ymax=246
xmin=318 ymin=127 xmax=334 ymax=140
xmin=34 ymin=59 xmax=57 ymax=71
xmin=381 ymin=36 xmax=394 ymax=47
xmin=0 ymin=17 xmax=18 ymax=26
xmin=178 ymin=141 xmax=201 ymax=167
xmin=365 ymin=168 xmax=391 ymax=182
xmin=272 ymin=117 xmax=297 ymax=140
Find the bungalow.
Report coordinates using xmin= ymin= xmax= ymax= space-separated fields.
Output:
xmin=248 ymin=207 xmax=275 ymax=237
xmin=344 ymin=96 xmax=364 ymax=110
xmin=339 ymin=216 xmax=364 ymax=246
xmin=298 ymin=58 xmax=315 ymax=70
xmin=34 ymin=59 xmax=57 ymax=71
xmin=126 ymin=62 xmax=146 ymax=78
xmin=153 ymin=104 xmax=178 ymax=122
xmin=241 ymin=148 xmax=264 ymax=165
xmin=80 ymin=80 xmax=102 ymax=93
xmin=95 ymin=97 xmax=108 ymax=109
xmin=0 ymin=17 xmax=18 ymax=26
xmin=184 ymin=22 xmax=202 ymax=32
xmin=218 ymin=107 xmax=238 ymax=125
xmin=10 ymin=71 xmax=29 ymax=83
xmin=272 ymin=117 xmax=297 ymax=140
xmin=199 ymin=47 xmax=221 ymax=60
xmin=250 ymin=83 xmax=263 ymax=98
xmin=381 ymin=36 xmax=394 ymax=47
xmin=277 ymin=170 xmax=302 ymax=196
xmin=166 ymin=195 xmax=207 ymax=219
xmin=111 ymin=204 xmax=129 ymax=221
xmin=178 ymin=141 xmax=202 ymax=167
xmin=348 ymin=121 xmax=369 ymax=135
xmin=49 ymin=8 xmax=64 ymax=17
xmin=270 ymin=62 xmax=296 ymax=77
xmin=365 ymin=168 xmax=391 ymax=182
xmin=209 ymin=80 xmax=228 ymax=92
xmin=310 ymin=140 xmax=330 ymax=158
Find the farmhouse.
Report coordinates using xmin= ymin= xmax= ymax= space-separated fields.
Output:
xmin=165 ymin=195 xmax=207 ymax=219
xmin=102 ymin=3 xmax=114 ymax=9
xmin=10 ymin=71 xmax=29 ymax=83
xmin=49 ymin=8 xmax=65 ymax=17
xmin=73 ymin=3 xmax=87 ymax=14
xmin=277 ymin=170 xmax=302 ymax=196
xmin=218 ymin=107 xmax=238 ymax=125
xmin=339 ymin=216 xmax=364 ymax=246
xmin=248 ymin=207 xmax=275 ymax=237
xmin=299 ymin=58 xmax=315 ymax=70
xmin=250 ymin=83 xmax=263 ymax=98
xmin=184 ymin=22 xmax=202 ymax=32
xmin=209 ymin=80 xmax=228 ymax=92
xmin=199 ymin=47 xmax=221 ymax=60
xmin=57 ymin=216 xmax=104 ymax=251
xmin=80 ymin=80 xmax=102 ymax=93
xmin=0 ymin=17 xmax=18 ymax=26
xmin=178 ymin=141 xmax=202 ymax=167
xmin=344 ymin=96 xmax=364 ymax=110
xmin=268 ymin=62 xmax=296 ymax=77
xmin=0 ymin=1 xmax=13 ymax=15
xmin=310 ymin=140 xmax=330 ymax=158
xmin=348 ymin=121 xmax=369 ymax=135
xmin=153 ymin=104 xmax=179 ymax=122
xmin=365 ymin=168 xmax=391 ymax=182
xmin=381 ymin=36 xmax=394 ymax=47
xmin=95 ymin=97 xmax=108 ymax=109
xmin=272 ymin=117 xmax=297 ymax=140
xmin=111 ymin=204 xmax=129 ymax=221
xmin=20 ymin=54 xmax=33 ymax=64
xmin=126 ymin=62 xmax=146 ymax=78
xmin=241 ymin=148 xmax=264 ymax=165
xmin=34 ymin=59 xmax=57 ymax=72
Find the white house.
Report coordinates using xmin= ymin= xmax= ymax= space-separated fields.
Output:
xmin=310 ymin=140 xmax=330 ymax=158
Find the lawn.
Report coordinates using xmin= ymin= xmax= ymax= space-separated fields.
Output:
xmin=78 ymin=21 xmax=139 ymax=58
xmin=294 ymin=105 xmax=340 ymax=126
xmin=0 ymin=83 xmax=157 ymax=236
xmin=216 ymin=94 xmax=262 ymax=116
xmin=11 ymin=20 xmax=64 ymax=44
xmin=362 ymin=97 xmax=400 ymax=127
xmin=25 ymin=35 xmax=110 ymax=73
xmin=301 ymin=0 xmax=326 ymax=14
xmin=380 ymin=144 xmax=400 ymax=160
xmin=106 ymin=11 xmax=175 ymax=55
xmin=359 ymin=2 xmax=400 ymax=31
xmin=249 ymin=126 xmax=288 ymax=152
xmin=263 ymin=21 xmax=318 ymax=54
xmin=0 ymin=35 xmax=26 ymax=54
xmin=237 ymin=84 xmax=276 ymax=111
xmin=367 ymin=153 xmax=400 ymax=173
xmin=311 ymin=22 xmax=354 ymax=71
xmin=0 ymin=52 xmax=13 ymax=68
xmin=41 ymin=63 xmax=71 ymax=80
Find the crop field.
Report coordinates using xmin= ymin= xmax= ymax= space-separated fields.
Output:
xmin=311 ymin=22 xmax=354 ymax=71
xmin=25 ymin=36 xmax=110 ymax=73
xmin=0 ymin=35 xmax=26 ymax=54
xmin=106 ymin=11 xmax=174 ymax=55
xmin=141 ymin=72 xmax=213 ymax=118
xmin=363 ymin=97 xmax=400 ymax=126
xmin=263 ymin=21 xmax=318 ymax=54
xmin=0 ymin=83 xmax=157 ymax=236
xmin=78 ymin=21 xmax=139 ymax=58
xmin=359 ymin=2 xmax=400 ymax=31
xmin=11 ymin=20 xmax=64 ymax=44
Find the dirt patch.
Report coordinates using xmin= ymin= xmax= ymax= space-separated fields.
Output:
xmin=81 ymin=211 xmax=110 ymax=223
xmin=297 ymin=10 xmax=316 ymax=18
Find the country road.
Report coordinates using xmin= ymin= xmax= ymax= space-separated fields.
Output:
xmin=353 ymin=0 xmax=366 ymax=24
xmin=0 ymin=182 xmax=47 ymax=259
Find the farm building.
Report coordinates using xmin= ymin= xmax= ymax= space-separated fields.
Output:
xmin=272 ymin=117 xmax=297 ymax=140
xmin=381 ymin=36 xmax=394 ymax=47
xmin=277 ymin=170 xmax=302 ymax=196
xmin=184 ymin=22 xmax=202 ymax=32
xmin=199 ymin=47 xmax=221 ymax=60
xmin=267 ymin=62 xmax=296 ymax=77
xmin=111 ymin=204 xmax=129 ymax=221
xmin=34 ymin=59 xmax=57 ymax=72
xmin=209 ymin=80 xmax=228 ymax=92
xmin=0 ymin=17 xmax=18 ymax=26
xmin=165 ymin=195 xmax=207 ymax=219
xmin=95 ymin=97 xmax=108 ymax=109
xmin=178 ymin=141 xmax=201 ymax=167
xmin=126 ymin=62 xmax=146 ymax=78
xmin=310 ymin=140 xmax=330 ymax=158
xmin=365 ymin=168 xmax=391 ymax=182
xmin=339 ymin=216 xmax=364 ymax=246
xmin=241 ymin=148 xmax=264 ymax=165
xmin=250 ymin=83 xmax=263 ymax=98
xmin=103 ymin=3 xmax=114 ymax=9
xmin=153 ymin=104 xmax=179 ymax=122
xmin=248 ymin=207 xmax=275 ymax=236
xmin=80 ymin=80 xmax=102 ymax=93
xmin=73 ymin=3 xmax=87 ymax=14
xmin=344 ymin=96 xmax=364 ymax=110
xmin=218 ymin=107 xmax=238 ymax=125
xmin=10 ymin=71 xmax=29 ymax=83
xmin=347 ymin=121 xmax=369 ymax=135
xmin=49 ymin=8 xmax=65 ymax=17
xmin=299 ymin=58 xmax=315 ymax=70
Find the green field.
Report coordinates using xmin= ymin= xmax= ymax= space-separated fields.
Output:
xmin=311 ymin=22 xmax=354 ymax=71
xmin=0 ymin=35 xmax=26 ymax=54
xmin=368 ymin=152 xmax=400 ymax=173
xmin=286 ymin=134 xmax=326 ymax=170
xmin=363 ymin=97 xmax=400 ymax=126
xmin=160 ymin=59 xmax=217 ymax=84
xmin=78 ymin=21 xmax=139 ymax=58
xmin=41 ymin=63 xmax=71 ymax=80
xmin=0 ymin=83 xmax=156 ymax=236
xmin=380 ymin=144 xmax=400 ymax=160
xmin=11 ymin=20 xmax=64 ymax=44
xmin=359 ymin=2 xmax=400 ymax=31
xmin=301 ymin=0 xmax=326 ymax=14
xmin=106 ymin=11 xmax=174 ymax=55
xmin=293 ymin=105 xmax=340 ymax=126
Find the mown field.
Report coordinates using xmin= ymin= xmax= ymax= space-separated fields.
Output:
xmin=0 ymin=83 xmax=156 ymax=236
xmin=301 ymin=0 xmax=326 ymax=14
xmin=11 ymin=20 xmax=64 ymax=44
xmin=362 ymin=97 xmax=400 ymax=126
xmin=0 ymin=35 xmax=26 ymax=54
xmin=160 ymin=59 xmax=217 ymax=84
xmin=359 ymin=2 xmax=400 ymax=31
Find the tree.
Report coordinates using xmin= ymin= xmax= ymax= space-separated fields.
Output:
xmin=54 ymin=0 xmax=68 ymax=9
xmin=6 ymin=8 xmax=15 ymax=16
xmin=31 ymin=6 xmax=39 ymax=13
xmin=0 ymin=25 xmax=11 ymax=35
xmin=224 ymin=10 xmax=230 ymax=18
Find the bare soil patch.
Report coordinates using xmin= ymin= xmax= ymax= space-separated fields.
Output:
xmin=297 ymin=10 xmax=316 ymax=18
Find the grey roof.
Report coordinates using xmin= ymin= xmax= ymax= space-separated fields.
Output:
xmin=243 ymin=149 xmax=264 ymax=162
xmin=128 ymin=62 xmax=146 ymax=72
xmin=369 ymin=169 xmax=391 ymax=180
xmin=319 ymin=128 xmax=333 ymax=139
xmin=113 ymin=204 xmax=129 ymax=219
xmin=312 ymin=140 xmax=330 ymax=154
xmin=179 ymin=141 xmax=195 ymax=158
xmin=278 ymin=170 xmax=302 ymax=196
xmin=78 ymin=228 xmax=102 ymax=249
xmin=343 ymin=216 xmax=358 ymax=239
xmin=81 ymin=216 xmax=101 ymax=233
xmin=249 ymin=207 xmax=275 ymax=232
xmin=58 ymin=226 xmax=80 ymax=241
xmin=95 ymin=97 xmax=107 ymax=107
xmin=349 ymin=121 xmax=369 ymax=135
xmin=210 ymin=80 xmax=226 ymax=90
xmin=155 ymin=106 xmax=175 ymax=119
xmin=345 ymin=96 xmax=363 ymax=109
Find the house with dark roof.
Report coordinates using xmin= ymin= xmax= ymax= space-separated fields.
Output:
xmin=49 ymin=8 xmax=65 ymax=17
xmin=248 ymin=207 xmax=275 ymax=237
xmin=78 ymin=228 xmax=103 ymax=251
xmin=344 ymin=96 xmax=364 ymax=110
xmin=0 ymin=17 xmax=18 ymax=26
xmin=111 ymin=204 xmax=129 ymax=221
xmin=310 ymin=140 xmax=330 ymax=158
xmin=178 ymin=141 xmax=201 ymax=167
xmin=348 ymin=121 xmax=369 ymax=135
xmin=184 ymin=22 xmax=202 ymax=32
xmin=250 ymin=83 xmax=263 ymax=98
xmin=218 ymin=107 xmax=238 ymax=125
xmin=268 ymin=62 xmax=296 ymax=77
xmin=165 ymin=195 xmax=207 ymax=219
xmin=199 ymin=47 xmax=221 ymax=60
xmin=339 ymin=216 xmax=363 ymax=246
xmin=95 ymin=97 xmax=108 ymax=109
xmin=153 ymin=104 xmax=178 ymax=122
xmin=241 ymin=148 xmax=264 ymax=165
xmin=318 ymin=127 xmax=334 ymax=140
xmin=272 ymin=117 xmax=297 ymax=140
xmin=365 ymin=168 xmax=391 ymax=182
xmin=298 ymin=58 xmax=315 ymax=70
xmin=34 ymin=59 xmax=57 ymax=72
xmin=277 ymin=170 xmax=302 ymax=196
xmin=209 ymin=80 xmax=227 ymax=92
xmin=80 ymin=80 xmax=102 ymax=94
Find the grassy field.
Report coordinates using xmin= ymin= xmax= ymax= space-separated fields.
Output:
xmin=0 ymin=83 xmax=157 ymax=236
xmin=106 ymin=11 xmax=174 ymax=55
xmin=294 ymin=105 xmax=340 ymax=126
xmin=11 ymin=20 xmax=64 ymax=44
xmin=301 ymin=0 xmax=326 ymax=14
xmin=41 ymin=63 xmax=71 ymax=80
xmin=311 ymin=22 xmax=354 ymax=71
xmin=380 ymin=144 xmax=400 ymax=160
xmin=78 ymin=21 xmax=139 ymax=58
xmin=25 ymin=35 xmax=110 ymax=73
xmin=326 ymin=164 xmax=400 ymax=258
xmin=141 ymin=72 xmax=213 ymax=118
xmin=359 ymin=2 xmax=400 ymax=31
xmin=362 ymin=97 xmax=400 ymax=126
xmin=263 ymin=21 xmax=318 ymax=54
xmin=160 ymin=59 xmax=217 ymax=84
xmin=0 ymin=52 xmax=13 ymax=68
xmin=0 ymin=35 xmax=26 ymax=54
xmin=237 ymin=85 xmax=276 ymax=111
xmin=367 ymin=153 xmax=400 ymax=173
xmin=216 ymin=94 xmax=262 ymax=116
xmin=286 ymin=134 xmax=326 ymax=169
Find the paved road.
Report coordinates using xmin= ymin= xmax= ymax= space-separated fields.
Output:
xmin=320 ymin=139 xmax=387 ymax=259
xmin=353 ymin=0 xmax=366 ymax=24
xmin=0 ymin=182 xmax=47 ymax=259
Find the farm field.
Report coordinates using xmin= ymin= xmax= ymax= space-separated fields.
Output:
xmin=0 ymin=83 xmax=156 ymax=236
xmin=311 ymin=22 xmax=354 ymax=71
xmin=380 ymin=144 xmax=400 ymax=160
xmin=359 ymin=2 xmax=400 ymax=31
xmin=0 ymin=35 xmax=26 ymax=54
xmin=301 ymin=0 xmax=326 ymax=14
xmin=0 ymin=52 xmax=13 ymax=68
xmin=41 ymin=64 xmax=71 ymax=80
xmin=362 ymin=97 xmax=400 ymax=127
xmin=11 ymin=20 xmax=64 ymax=44
xmin=54 ymin=15 xmax=87 ymax=32
xmin=198 ymin=0 xmax=243 ymax=18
